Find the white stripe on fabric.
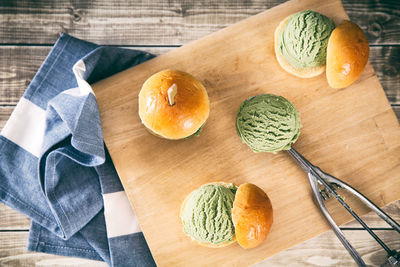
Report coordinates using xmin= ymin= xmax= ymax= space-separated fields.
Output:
xmin=103 ymin=191 xmax=141 ymax=238
xmin=1 ymin=98 xmax=46 ymax=157
xmin=62 ymin=59 xmax=93 ymax=97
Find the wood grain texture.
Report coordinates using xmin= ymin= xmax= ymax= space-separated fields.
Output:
xmin=258 ymin=199 xmax=400 ymax=266
xmin=0 ymin=232 xmax=107 ymax=267
xmin=0 ymin=103 xmax=397 ymax=247
xmin=0 ymin=45 xmax=399 ymax=107
xmin=1 ymin=202 xmax=398 ymax=267
xmin=259 ymin=225 xmax=400 ymax=266
xmin=0 ymin=0 xmax=399 ymax=266
xmin=342 ymin=0 xmax=400 ymax=45
xmin=395 ymin=106 xmax=400 ymax=119
xmin=371 ymin=45 xmax=400 ymax=104
xmin=0 ymin=107 xmax=13 ymax=130
xmin=92 ymin=0 xmax=400 ymax=265
xmin=0 ymin=203 xmax=30 ymax=230
xmin=0 ymin=46 xmax=48 ymax=106
xmin=0 ymin=46 xmax=173 ymax=106
xmin=1 ymin=167 xmax=399 ymax=231
xmin=0 ymin=0 xmax=398 ymax=45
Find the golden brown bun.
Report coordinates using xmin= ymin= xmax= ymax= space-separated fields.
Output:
xmin=274 ymin=15 xmax=325 ymax=78
xmin=180 ymin=182 xmax=236 ymax=248
xmin=232 ymin=183 xmax=273 ymax=249
xmin=326 ymin=20 xmax=369 ymax=88
xmin=138 ymin=69 xmax=210 ymax=140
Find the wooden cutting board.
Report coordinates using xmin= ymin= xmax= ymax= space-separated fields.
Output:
xmin=92 ymin=0 xmax=400 ymax=265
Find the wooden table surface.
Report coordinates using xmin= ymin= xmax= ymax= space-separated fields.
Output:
xmin=0 ymin=0 xmax=399 ymax=266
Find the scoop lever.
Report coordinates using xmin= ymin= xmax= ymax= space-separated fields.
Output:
xmin=287 ymin=148 xmax=400 ymax=267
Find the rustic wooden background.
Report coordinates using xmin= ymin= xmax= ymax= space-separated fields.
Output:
xmin=0 ymin=0 xmax=399 ymax=266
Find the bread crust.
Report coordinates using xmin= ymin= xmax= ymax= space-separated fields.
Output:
xmin=139 ymin=69 xmax=210 ymax=139
xmin=274 ymin=15 xmax=326 ymax=78
xmin=232 ymin=183 xmax=273 ymax=249
xmin=326 ymin=20 xmax=369 ymax=88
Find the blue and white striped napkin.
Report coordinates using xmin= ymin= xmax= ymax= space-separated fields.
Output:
xmin=0 ymin=33 xmax=156 ymax=266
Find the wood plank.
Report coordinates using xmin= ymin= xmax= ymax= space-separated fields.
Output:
xmin=0 ymin=47 xmax=48 ymax=106
xmin=1 ymin=105 xmax=398 ymax=264
xmin=258 ymin=224 xmax=400 ymax=266
xmin=371 ymin=45 xmax=400 ymax=105
xmin=343 ymin=198 xmax=400 ymax=228
xmin=0 ymin=107 xmax=13 ymax=130
xmin=0 ymin=0 xmax=285 ymax=45
xmin=3 ymin=104 xmax=399 ymax=231
xmin=0 ymin=203 xmax=30 ymax=230
xmin=395 ymin=106 xmax=400 ymax=120
xmin=0 ymin=43 xmax=398 ymax=262
xmin=0 ymin=0 xmax=398 ymax=45
xmin=342 ymin=0 xmax=400 ymax=46
xmin=0 ymin=232 xmax=107 ymax=267
xmin=0 ymin=45 xmax=399 ymax=107
xmin=91 ymin=0 xmax=400 ymax=265
xmin=0 ymin=46 xmax=173 ymax=106
xmin=1 ymin=116 xmax=399 ymax=265
xmin=1 ymin=116 xmax=399 ymax=260
xmin=1 ymin=110 xmax=398 ymax=232
xmin=0 ymin=202 xmax=398 ymax=266
xmin=1 ymin=198 xmax=399 ymax=231
xmin=0 ymin=0 xmax=399 ymax=266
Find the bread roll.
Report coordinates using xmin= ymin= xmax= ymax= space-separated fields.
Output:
xmin=232 ymin=183 xmax=273 ymax=249
xmin=138 ymin=70 xmax=210 ymax=139
xmin=326 ymin=20 xmax=369 ymax=88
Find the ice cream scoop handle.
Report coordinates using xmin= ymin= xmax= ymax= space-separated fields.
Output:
xmin=307 ymin=171 xmax=367 ymax=266
xmin=287 ymin=148 xmax=400 ymax=266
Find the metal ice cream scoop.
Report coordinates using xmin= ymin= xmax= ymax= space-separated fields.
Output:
xmin=287 ymin=147 xmax=400 ymax=267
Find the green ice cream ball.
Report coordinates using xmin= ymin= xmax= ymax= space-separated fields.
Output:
xmin=279 ymin=10 xmax=335 ymax=68
xmin=181 ymin=183 xmax=237 ymax=244
xmin=236 ymin=94 xmax=301 ymax=153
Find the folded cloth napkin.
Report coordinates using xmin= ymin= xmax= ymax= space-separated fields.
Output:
xmin=0 ymin=33 xmax=156 ymax=266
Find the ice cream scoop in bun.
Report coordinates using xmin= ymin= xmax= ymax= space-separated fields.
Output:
xmin=180 ymin=182 xmax=273 ymax=249
xmin=274 ymin=10 xmax=335 ymax=78
xmin=180 ymin=182 xmax=237 ymax=248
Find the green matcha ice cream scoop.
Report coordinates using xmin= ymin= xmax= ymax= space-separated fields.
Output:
xmin=236 ymin=94 xmax=301 ymax=153
xmin=181 ymin=183 xmax=237 ymax=246
xmin=279 ymin=10 xmax=335 ymax=68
